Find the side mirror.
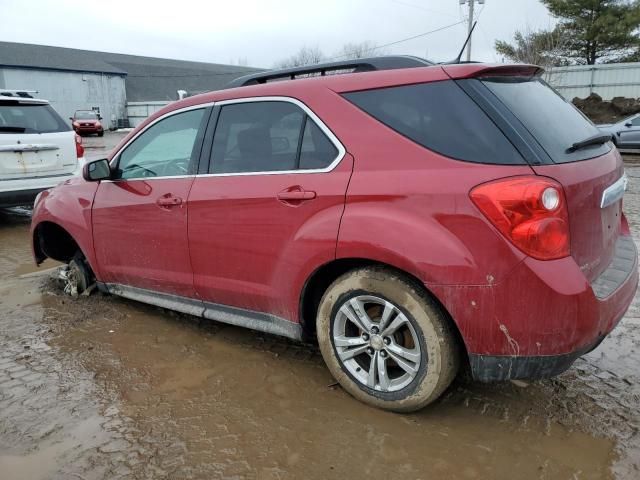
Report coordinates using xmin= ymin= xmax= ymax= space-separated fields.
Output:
xmin=98 ymin=115 xmax=103 ymax=120
xmin=625 ymin=122 xmax=633 ymax=127
xmin=69 ymin=117 xmax=74 ymax=121
xmin=83 ymin=158 xmax=111 ymax=182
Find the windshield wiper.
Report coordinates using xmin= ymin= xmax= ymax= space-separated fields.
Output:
xmin=566 ymin=133 xmax=612 ymax=153
xmin=0 ymin=126 xmax=26 ymax=133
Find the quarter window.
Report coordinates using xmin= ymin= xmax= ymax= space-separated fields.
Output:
xmin=210 ymin=101 xmax=339 ymax=174
xmin=116 ymin=108 xmax=205 ymax=180
xmin=299 ymin=119 xmax=339 ymax=170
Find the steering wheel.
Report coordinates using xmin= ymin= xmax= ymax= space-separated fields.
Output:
xmin=159 ymin=159 xmax=190 ymax=176
xmin=123 ymin=163 xmax=157 ymax=178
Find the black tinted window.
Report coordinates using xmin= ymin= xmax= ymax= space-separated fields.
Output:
xmin=299 ymin=120 xmax=338 ymax=169
xmin=0 ymin=101 xmax=70 ymax=134
xmin=343 ymin=81 xmax=524 ymax=165
xmin=483 ymin=77 xmax=610 ymax=163
xmin=210 ymin=101 xmax=339 ymax=173
xmin=212 ymin=102 xmax=302 ymax=173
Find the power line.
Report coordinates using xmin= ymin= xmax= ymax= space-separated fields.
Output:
xmin=128 ymin=20 xmax=467 ymax=77
xmin=328 ymin=20 xmax=466 ymax=61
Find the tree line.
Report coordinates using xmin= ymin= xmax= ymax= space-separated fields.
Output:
xmin=496 ymin=0 xmax=640 ymax=67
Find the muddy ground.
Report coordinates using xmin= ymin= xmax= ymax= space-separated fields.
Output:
xmin=0 ymin=134 xmax=639 ymax=479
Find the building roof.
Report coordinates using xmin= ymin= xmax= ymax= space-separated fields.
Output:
xmin=0 ymin=41 xmax=262 ymax=101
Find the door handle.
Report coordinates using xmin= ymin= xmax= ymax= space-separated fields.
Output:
xmin=156 ymin=194 xmax=183 ymax=208
xmin=277 ymin=187 xmax=317 ymax=204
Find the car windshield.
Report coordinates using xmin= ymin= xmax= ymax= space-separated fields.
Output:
xmin=75 ymin=111 xmax=98 ymax=119
xmin=0 ymin=101 xmax=71 ymax=134
xmin=482 ymin=76 xmax=610 ymax=163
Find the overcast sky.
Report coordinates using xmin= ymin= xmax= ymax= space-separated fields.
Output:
xmin=2 ymin=0 xmax=556 ymax=67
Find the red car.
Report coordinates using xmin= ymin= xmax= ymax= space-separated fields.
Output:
xmin=30 ymin=57 xmax=638 ymax=411
xmin=71 ymin=110 xmax=104 ymax=136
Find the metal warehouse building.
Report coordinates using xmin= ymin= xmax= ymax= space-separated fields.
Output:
xmin=0 ymin=41 xmax=259 ymax=129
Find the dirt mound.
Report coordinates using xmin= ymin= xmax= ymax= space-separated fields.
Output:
xmin=573 ymin=93 xmax=640 ymax=124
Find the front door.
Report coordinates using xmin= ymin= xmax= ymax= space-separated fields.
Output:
xmin=93 ymin=107 xmax=209 ymax=297
xmin=617 ymin=115 xmax=640 ymax=147
xmin=188 ymin=99 xmax=352 ymax=321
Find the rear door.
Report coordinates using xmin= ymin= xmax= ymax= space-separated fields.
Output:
xmin=188 ymin=98 xmax=352 ymax=320
xmin=92 ymin=106 xmax=209 ymax=297
xmin=0 ymin=99 xmax=77 ymax=180
xmin=478 ymin=75 xmax=624 ymax=281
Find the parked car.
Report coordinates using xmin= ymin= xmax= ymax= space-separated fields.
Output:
xmin=0 ymin=90 xmax=84 ymax=208
xmin=598 ymin=113 xmax=640 ymax=148
xmin=71 ymin=110 xmax=104 ymax=137
xmin=30 ymin=58 xmax=638 ymax=412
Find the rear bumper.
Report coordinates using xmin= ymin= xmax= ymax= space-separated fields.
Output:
xmin=0 ymin=187 xmax=49 ymax=208
xmin=430 ymin=234 xmax=638 ymax=381
xmin=469 ymin=336 xmax=606 ymax=382
xmin=0 ymin=168 xmax=81 ymax=207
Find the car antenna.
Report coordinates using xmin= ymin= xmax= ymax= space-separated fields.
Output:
xmin=442 ymin=21 xmax=478 ymax=64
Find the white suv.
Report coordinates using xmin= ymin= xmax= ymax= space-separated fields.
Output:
xmin=0 ymin=90 xmax=84 ymax=208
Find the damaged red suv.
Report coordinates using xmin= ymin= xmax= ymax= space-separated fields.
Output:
xmin=31 ymin=57 xmax=638 ymax=411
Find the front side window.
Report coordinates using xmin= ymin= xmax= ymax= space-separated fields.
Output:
xmin=630 ymin=116 xmax=640 ymax=127
xmin=210 ymin=101 xmax=339 ymax=174
xmin=116 ymin=109 xmax=205 ymax=180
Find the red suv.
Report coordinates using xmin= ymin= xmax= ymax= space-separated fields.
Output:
xmin=71 ymin=110 xmax=104 ymax=136
xmin=31 ymin=57 xmax=638 ymax=411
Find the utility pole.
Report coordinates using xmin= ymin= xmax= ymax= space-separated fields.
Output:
xmin=460 ymin=0 xmax=484 ymax=61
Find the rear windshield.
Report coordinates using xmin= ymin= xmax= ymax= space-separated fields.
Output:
xmin=482 ymin=77 xmax=610 ymax=163
xmin=342 ymin=80 xmax=525 ymax=165
xmin=0 ymin=101 xmax=71 ymax=134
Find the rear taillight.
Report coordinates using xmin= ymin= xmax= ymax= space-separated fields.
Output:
xmin=75 ymin=134 xmax=84 ymax=159
xmin=470 ymin=176 xmax=570 ymax=260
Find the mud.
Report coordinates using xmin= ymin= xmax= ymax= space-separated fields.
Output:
xmin=0 ymin=156 xmax=639 ymax=479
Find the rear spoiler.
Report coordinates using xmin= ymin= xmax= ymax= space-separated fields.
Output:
xmin=442 ymin=64 xmax=544 ymax=80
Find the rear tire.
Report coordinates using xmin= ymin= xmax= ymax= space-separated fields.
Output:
xmin=98 ymin=131 xmax=104 ymax=137
xmin=316 ymin=267 xmax=460 ymax=412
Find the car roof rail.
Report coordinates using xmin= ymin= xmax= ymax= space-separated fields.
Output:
xmin=0 ymin=89 xmax=37 ymax=98
xmin=225 ymin=55 xmax=434 ymax=89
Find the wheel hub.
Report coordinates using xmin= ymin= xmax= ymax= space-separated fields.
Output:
xmin=332 ymin=295 xmax=422 ymax=393
xmin=370 ymin=334 xmax=384 ymax=351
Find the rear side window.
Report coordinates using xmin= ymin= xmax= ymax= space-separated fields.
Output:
xmin=482 ymin=77 xmax=609 ymax=163
xmin=0 ymin=101 xmax=70 ymax=134
xmin=210 ymin=101 xmax=340 ymax=174
xmin=342 ymin=81 xmax=524 ymax=165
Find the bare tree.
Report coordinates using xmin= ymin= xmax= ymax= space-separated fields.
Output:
xmin=337 ymin=41 xmax=388 ymax=60
xmin=495 ymin=26 xmax=570 ymax=68
xmin=274 ymin=46 xmax=326 ymax=69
